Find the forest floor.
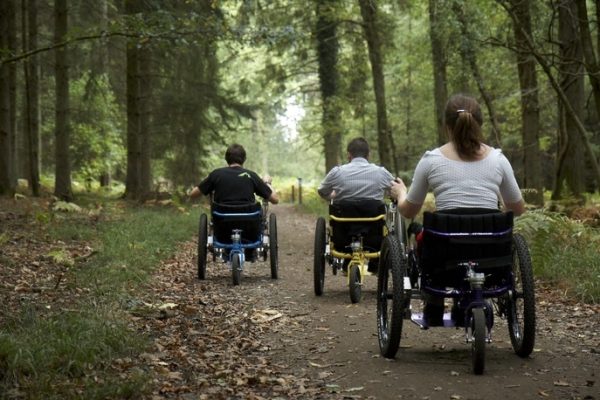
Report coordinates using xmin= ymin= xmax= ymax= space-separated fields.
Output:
xmin=1 ymin=200 xmax=599 ymax=399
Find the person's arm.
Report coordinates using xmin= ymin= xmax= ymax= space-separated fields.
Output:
xmin=391 ymin=178 xmax=423 ymax=219
xmin=257 ymin=173 xmax=279 ymax=204
xmin=317 ymin=167 xmax=338 ymax=200
xmin=498 ymin=153 xmax=526 ymax=216
xmin=266 ymin=183 xmax=279 ymax=204
xmin=189 ymin=186 xmax=202 ymax=198
xmin=504 ymin=199 xmax=525 ymax=216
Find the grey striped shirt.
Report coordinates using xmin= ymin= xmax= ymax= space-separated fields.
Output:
xmin=318 ymin=157 xmax=394 ymax=202
xmin=407 ymin=148 xmax=522 ymax=210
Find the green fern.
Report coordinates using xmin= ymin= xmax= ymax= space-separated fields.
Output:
xmin=515 ymin=209 xmax=600 ymax=303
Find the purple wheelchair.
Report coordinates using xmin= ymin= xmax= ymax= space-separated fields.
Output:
xmin=377 ymin=208 xmax=536 ymax=374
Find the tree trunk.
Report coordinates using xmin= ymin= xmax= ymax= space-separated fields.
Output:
xmin=358 ymin=0 xmax=394 ymax=173
xmin=0 ymin=0 xmax=14 ymax=195
xmin=553 ymin=0 xmax=586 ymax=199
xmin=575 ymin=0 xmax=600 ymax=123
xmin=98 ymin=0 xmax=111 ymax=187
xmin=316 ymin=0 xmax=343 ymax=172
xmin=428 ymin=0 xmax=448 ymax=146
xmin=124 ymin=0 xmax=141 ymax=200
xmin=24 ymin=0 xmax=41 ymax=196
xmin=508 ymin=0 xmax=544 ymax=206
xmin=54 ymin=0 xmax=72 ymax=201
xmin=499 ymin=0 xmax=600 ymax=194
xmin=139 ymin=43 xmax=152 ymax=198
xmin=8 ymin=0 xmax=17 ymax=185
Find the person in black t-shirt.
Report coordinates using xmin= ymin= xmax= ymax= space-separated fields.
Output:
xmin=189 ymin=143 xmax=279 ymax=205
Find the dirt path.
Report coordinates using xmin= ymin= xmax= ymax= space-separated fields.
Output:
xmin=149 ymin=204 xmax=598 ymax=399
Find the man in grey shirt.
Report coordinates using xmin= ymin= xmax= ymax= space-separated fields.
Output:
xmin=318 ymin=137 xmax=394 ymax=203
xmin=318 ymin=137 xmax=395 ymax=273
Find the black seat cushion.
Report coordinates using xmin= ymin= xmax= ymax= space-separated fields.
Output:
xmin=211 ymin=202 xmax=262 ymax=245
xmin=329 ymin=200 xmax=386 ymax=253
xmin=420 ymin=209 xmax=513 ymax=288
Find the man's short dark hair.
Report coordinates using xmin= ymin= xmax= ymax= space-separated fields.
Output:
xmin=225 ymin=143 xmax=246 ymax=165
xmin=347 ymin=137 xmax=369 ymax=159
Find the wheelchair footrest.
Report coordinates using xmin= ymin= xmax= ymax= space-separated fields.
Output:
xmin=411 ymin=312 xmax=458 ymax=329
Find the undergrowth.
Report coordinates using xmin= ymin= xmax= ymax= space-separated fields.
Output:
xmin=516 ymin=209 xmax=600 ymax=303
xmin=0 ymin=198 xmax=200 ymax=399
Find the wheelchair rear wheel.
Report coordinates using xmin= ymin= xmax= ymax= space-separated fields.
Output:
xmin=377 ymin=235 xmax=408 ymax=358
xmin=313 ymin=217 xmax=326 ymax=296
xmin=269 ymin=214 xmax=278 ymax=279
xmin=349 ymin=264 xmax=361 ymax=303
xmin=507 ymin=233 xmax=536 ymax=357
xmin=232 ymin=253 xmax=242 ymax=286
xmin=197 ymin=213 xmax=208 ymax=280
xmin=471 ymin=307 xmax=486 ymax=375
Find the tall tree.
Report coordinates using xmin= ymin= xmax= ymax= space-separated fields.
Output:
xmin=8 ymin=0 xmax=17 ymax=185
xmin=553 ymin=0 xmax=586 ymax=199
xmin=23 ymin=0 xmax=41 ymax=196
xmin=575 ymin=0 xmax=600 ymax=121
xmin=54 ymin=0 xmax=73 ymax=200
xmin=316 ymin=0 xmax=343 ymax=172
xmin=358 ymin=0 xmax=395 ymax=173
xmin=0 ymin=0 xmax=15 ymax=195
xmin=428 ymin=0 xmax=448 ymax=146
xmin=507 ymin=0 xmax=543 ymax=206
xmin=138 ymin=43 xmax=152 ymax=198
xmin=124 ymin=0 xmax=141 ymax=200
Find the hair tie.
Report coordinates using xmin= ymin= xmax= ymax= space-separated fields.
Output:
xmin=457 ymin=109 xmax=466 ymax=113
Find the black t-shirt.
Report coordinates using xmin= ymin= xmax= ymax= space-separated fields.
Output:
xmin=198 ymin=166 xmax=272 ymax=204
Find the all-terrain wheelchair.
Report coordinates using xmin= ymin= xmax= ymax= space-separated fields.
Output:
xmin=197 ymin=199 xmax=278 ymax=285
xmin=313 ymin=199 xmax=393 ymax=303
xmin=377 ymin=208 xmax=536 ymax=374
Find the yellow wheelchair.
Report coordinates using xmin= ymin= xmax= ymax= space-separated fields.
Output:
xmin=313 ymin=200 xmax=393 ymax=303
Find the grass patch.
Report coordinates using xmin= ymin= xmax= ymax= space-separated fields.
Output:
xmin=0 ymin=306 xmax=148 ymax=399
xmin=516 ymin=210 xmax=600 ymax=303
xmin=0 ymin=197 xmax=201 ymax=399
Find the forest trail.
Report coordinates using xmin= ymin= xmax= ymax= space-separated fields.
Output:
xmin=146 ymin=203 xmax=599 ymax=399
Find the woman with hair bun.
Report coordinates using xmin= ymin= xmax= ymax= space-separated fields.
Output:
xmin=391 ymin=93 xmax=525 ymax=218
xmin=391 ymin=93 xmax=525 ymax=326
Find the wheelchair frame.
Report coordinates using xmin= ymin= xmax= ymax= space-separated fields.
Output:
xmin=197 ymin=199 xmax=278 ymax=285
xmin=376 ymin=211 xmax=536 ymax=374
xmin=314 ymin=203 xmax=393 ymax=303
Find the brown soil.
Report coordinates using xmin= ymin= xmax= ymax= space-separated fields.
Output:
xmin=1 ymin=200 xmax=598 ymax=399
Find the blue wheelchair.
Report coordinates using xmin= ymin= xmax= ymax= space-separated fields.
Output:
xmin=377 ymin=208 xmax=536 ymax=374
xmin=197 ymin=200 xmax=277 ymax=285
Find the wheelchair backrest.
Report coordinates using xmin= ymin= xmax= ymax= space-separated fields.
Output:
xmin=211 ymin=202 xmax=263 ymax=244
xmin=420 ymin=209 xmax=513 ymax=287
xmin=329 ymin=200 xmax=386 ymax=252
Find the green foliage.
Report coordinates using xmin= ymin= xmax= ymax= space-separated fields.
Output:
xmin=70 ymin=72 xmax=125 ymax=181
xmin=0 ymin=306 xmax=149 ymax=399
xmin=516 ymin=210 xmax=600 ymax=303
xmin=0 ymin=197 xmax=199 ymax=398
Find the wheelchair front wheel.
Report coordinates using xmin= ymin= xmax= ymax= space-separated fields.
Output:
xmin=471 ymin=307 xmax=486 ymax=375
xmin=269 ymin=214 xmax=278 ymax=279
xmin=232 ymin=253 xmax=242 ymax=286
xmin=197 ymin=213 xmax=208 ymax=280
xmin=508 ymin=233 xmax=536 ymax=357
xmin=377 ymin=235 xmax=408 ymax=358
xmin=349 ymin=264 xmax=361 ymax=303
xmin=313 ymin=217 xmax=326 ymax=296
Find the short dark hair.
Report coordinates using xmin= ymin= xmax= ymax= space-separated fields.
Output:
xmin=225 ymin=143 xmax=246 ymax=165
xmin=347 ymin=137 xmax=369 ymax=159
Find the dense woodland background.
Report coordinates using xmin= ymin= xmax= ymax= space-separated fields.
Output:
xmin=1 ymin=0 xmax=600 ymax=206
